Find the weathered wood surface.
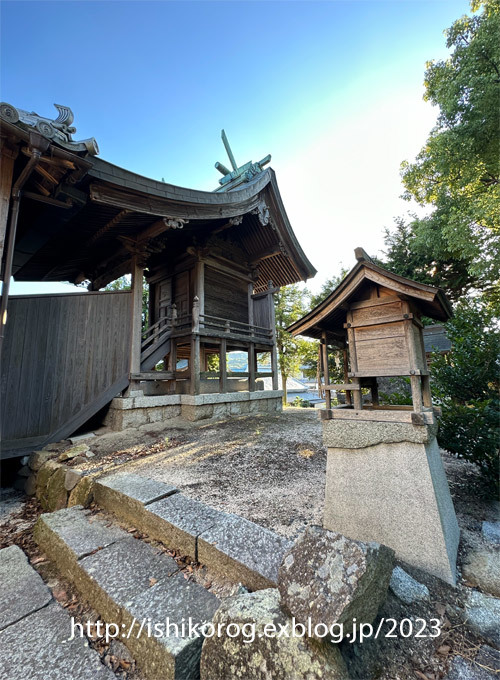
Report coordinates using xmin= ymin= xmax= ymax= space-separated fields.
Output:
xmin=0 ymin=291 xmax=131 ymax=458
xmin=204 ymin=266 xmax=248 ymax=324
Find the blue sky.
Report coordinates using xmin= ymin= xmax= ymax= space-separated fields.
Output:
xmin=1 ymin=0 xmax=471 ymax=294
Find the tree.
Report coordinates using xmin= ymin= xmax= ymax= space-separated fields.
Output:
xmin=430 ymin=300 xmax=499 ymax=491
xmin=398 ymin=0 xmax=500 ymax=309
xmin=105 ymin=275 xmax=150 ymax=330
xmin=274 ymin=284 xmax=314 ymax=404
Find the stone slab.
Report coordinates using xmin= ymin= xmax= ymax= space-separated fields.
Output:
xmin=78 ymin=537 xmax=179 ymax=623
xmin=143 ymin=494 xmax=225 ymax=560
xmin=198 ymin=514 xmax=292 ymax=590
xmin=323 ymin=434 xmax=459 ymax=585
xmin=94 ymin=472 xmax=178 ymax=527
xmin=0 ymin=602 xmax=114 ymax=680
xmin=123 ymin=572 xmax=219 ymax=680
xmin=464 ymin=591 xmax=500 ymax=649
xmin=0 ymin=545 xmax=52 ymax=630
xmin=35 ymin=506 xmax=127 ymax=568
xmin=96 ymin=472 xmax=178 ymax=506
xmin=322 ymin=419 xmax=438 ymax=449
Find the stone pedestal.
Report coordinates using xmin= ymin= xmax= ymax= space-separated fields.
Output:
xmin=322 ymin=420 xmax=459 ymax=585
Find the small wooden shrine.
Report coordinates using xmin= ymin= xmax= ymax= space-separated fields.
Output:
xmin=288 ymin=248 xmax=453 ymax=424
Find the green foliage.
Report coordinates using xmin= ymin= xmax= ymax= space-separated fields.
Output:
xmin=398 ymin=0 xmax=500 ymax=310
xmin=431 ymin=300 xmax=499 ymax=489
xmin=292 ymin=396 xmax=313 ymax=408
xmin=275 ymin=284 xmax=315 ymax=403
xmin=105 ymin=275 xmax=150 ymax=329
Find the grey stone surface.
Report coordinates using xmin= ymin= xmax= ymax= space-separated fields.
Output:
xmin=58 ymin=443 xmax=91 ymax=461
xmin=0 ymin=602 xmax=114 ymax=679
xmin=44 ymin=463 xmax=69 ymax=511
xmin=464 ymin=590 xmax=500 ymax=649
xmin=64 ymin=468 xmax=83 ymax=491
xmin=446 ymin=651 xmax=499 ymax=680
xmin=463 ymin=549 xmax=500 ymax=597
xmin=323 ymin=432 xmax=459 ymax=585
xmin=389 ymin=566 xmax=430 ymax=604
xmin=124 ymin=571 xmax=219 ymax=679
xmin=68 ymin=476 xmax=94 ymax=508
xmin=278 ymin=526 xmax=394 ymax=637
xmin=477 ymin=646 xmax=500 ymax=672
xmin=79 ymin=537 xmax=179 ymax=618
xmin=29 ymin=449 xmax=56 ymax=471
xmin=200 ymin=589 xmax=348 ymax=680
xmin=198 ymin=513 xmax=292 ymax=590
xmin=322 ymin=419 xmax=438 ymax=449
xmin=35 ymin=506 xmax=127 ymax=561
xmin=95 ymin=472 xmax=177 ymax=506
xmin=24 ymin=474 xmax=37 ymax=496
xmin=482 ymin=522 xmax=500 ymax=546
xmin=0 ymin=545 xmax=52 ymax=630
xmin=144 ymin=493 xmax=224 ymax=559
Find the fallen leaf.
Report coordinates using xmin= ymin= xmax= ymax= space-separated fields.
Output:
xmin=437 ymin=645 xmax=451 ymax=655
xmin=414 ymin=671 xmax=429 ymax=680
xmin=435 ymin=603 xmax=446 ymax=617
xmin=149 ymin=577 xmax=158 ymax=587
xmin=31 ymin=556 xmax=47 ymax=565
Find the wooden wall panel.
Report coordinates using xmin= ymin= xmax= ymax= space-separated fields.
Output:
xmin=204 ymin=266 xmax=248 ymax=323
xmin=0 ymin=291 xmax=131 ymax=458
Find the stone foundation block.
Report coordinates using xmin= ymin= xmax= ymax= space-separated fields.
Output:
xmin=322 ymin=421 xmax=459 ymax=585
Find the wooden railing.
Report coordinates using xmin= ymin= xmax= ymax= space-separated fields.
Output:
xmin=197 ymin=313 xmax=273 ymax=341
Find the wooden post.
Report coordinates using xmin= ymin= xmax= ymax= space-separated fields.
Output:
xmin=190 ymin=335 xmax=201 ymax=395
xmin=268 ymin=281 xmax=279 ymax=391
xmin=248 ymin=342 xmax=256 ymax=392
xmin=343 ymin=348 xmax=352 ymax=405
xmin=0 ymin=141 xmax=18 ymax=263
xmin=192 ymin=296 xmax=200 ymax=333
xmin=195 ymin=258 xmax=205 ymax=321
xmin=129 ymin=257 xmax=144 ymax=375
xmin=346 ymin=311 xmax=362 ymax=410
xmin=219 ymin=338 xmax=227 ymax=393
xmin=248 ymin=283 xmax=254 ymax=334
xmin=321 ymin=332 xmax=331 ymax=410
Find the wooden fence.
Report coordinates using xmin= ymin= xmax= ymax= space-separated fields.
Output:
xmin=0 ymin=290 xmax=131 ymax=458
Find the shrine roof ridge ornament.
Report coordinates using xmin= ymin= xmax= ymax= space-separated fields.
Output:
xmin=0 ymin=102 xmax=99 ymax=156
xmin=214 ymin=129 xmax=271 ymax=193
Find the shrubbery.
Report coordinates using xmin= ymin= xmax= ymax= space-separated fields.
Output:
xmin=430 ymin=301 xmax=499 ymax=491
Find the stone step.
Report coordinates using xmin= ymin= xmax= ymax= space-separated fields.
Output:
xmin=94 ymin=472 xmax=292 ymax=590
xmin=0 ymin=544 xmax=114 ymax=680
xmin=34 ymin=506 xmax=220 ymax=680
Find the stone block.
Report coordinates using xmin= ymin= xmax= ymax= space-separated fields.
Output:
xmin=200 ymin=589 xmax=348 ymax=680
xmin=181 ymin=404 xmax=214 ymax=421
xmin=78 ymin=537 xmax=179 ymax=623
xmin=463 ymin=591 xmax=500 ymax=649
xmin=29 ymin=449 xmax=57 ymax=471
xmin=463 ymin=549 xmax=500 ymax=598
xmin=34 ymin=506 xmax=127 ymax=585
xmin=323 ymin=425 xmax=459 ymax=585
xmin=0 ymin=602 xmax=114 ymax=679
xmin=35 ymin=459 xmax=59 ymax=498
xmin=58 ymin=443 xmax=90 ymax=461
xmin=278 ymin=525 xmax=393 ymax=637
xmin=0 ymin=545 xmax=52 ymax=630
xmin=389 ymin=566 xmax=430 ymax=604
xmin=64 ymin=469 xmax=83 ymax=491
xmin=68 ymin=476 xmax=94 ymax=508
xmin=94 ymin=472 xmax=178 ymax=527
xmin=198 ymin=514 xmax=292 ymax=590
xmin=24 ymin=474 xmax=37 ymax=496
xmin=124 ymin=573 xmax=219 ymax=680
xmin=18 ymin=465 xmax=31 ymax=477
xmin=44 ymin=464 xmax=69 ymax=511
xmin=322 ymin=419 xmax=438 ymax=449
xmin=143 ymin=494 xmax=224 ymax=559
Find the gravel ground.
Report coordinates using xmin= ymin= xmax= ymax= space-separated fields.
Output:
xmin=98 ymin=408 xmax=327 ymax=540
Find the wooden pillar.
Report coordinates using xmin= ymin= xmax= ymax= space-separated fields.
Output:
xmin=346 ymin=311 xmax=362 ymax=410
xmin=219 ymin=338 xmax=227 ymax=393
xmin=129 ymin=257 xmax=144 ymax=375
xmin=421 ymin=374 xmax=432 ymax=408
xmin=248 ymin=342 xmax=256 ymax=392
xmin=195 ymin=259 xmax=205 ymax=318
xmin=342 ymin=348 xmax=352 ymax=405
xmin=268 ymin=281 xmax=279 ymax=391
xmin=321 ymin=331 xmax=331 ymax=410
xmin=248 ymin=283 xmax=254 ymax=332
xmin=167 ymin=339 xmax=177 ymax=373
xmin=190 ymin=335 xmax=201 ymax=395
xmin=0 ymin=140 xmax=18 ymax=264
